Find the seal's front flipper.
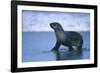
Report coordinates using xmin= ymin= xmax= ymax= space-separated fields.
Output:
xmin=51 ymin=41 xmax=61 ymax=51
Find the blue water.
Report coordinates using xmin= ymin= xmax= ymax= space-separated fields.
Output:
xmin=22 ymin=32 xmax=90 ymax=62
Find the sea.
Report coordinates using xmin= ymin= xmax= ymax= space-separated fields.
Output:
xmin=22 ymin=32 xmax=90 ymax=62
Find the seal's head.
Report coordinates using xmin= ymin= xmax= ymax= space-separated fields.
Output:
xmin=50 ymin=22 xmax=62 ymax=31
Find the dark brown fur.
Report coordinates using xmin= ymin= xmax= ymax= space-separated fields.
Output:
xmin=50 ymin=22 xmax=83 ymax=52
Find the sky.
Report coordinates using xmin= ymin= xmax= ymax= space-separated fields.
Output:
xmin=22 ymin=10 xmax=90 ymax=32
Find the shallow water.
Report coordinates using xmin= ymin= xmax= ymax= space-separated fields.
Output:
xmin=22 ymin=32 xmax=90 ymax=62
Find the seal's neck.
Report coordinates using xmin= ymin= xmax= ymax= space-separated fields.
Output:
xmin=55 ymin=27 xmax=66 ymax=41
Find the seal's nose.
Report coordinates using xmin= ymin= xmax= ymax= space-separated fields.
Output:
xmin=50 ymin=23 xmax=53 ymax=28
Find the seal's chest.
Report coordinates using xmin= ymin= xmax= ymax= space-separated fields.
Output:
xmin=56 ymin=33 xmax=65 ymax=40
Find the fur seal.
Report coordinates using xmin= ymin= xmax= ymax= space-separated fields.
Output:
xmin=50 ymin=22 xmax=83 ymax=52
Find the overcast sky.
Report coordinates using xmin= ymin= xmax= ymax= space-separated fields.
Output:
xmin=22 ymin=10 xmax=90 ymax=32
